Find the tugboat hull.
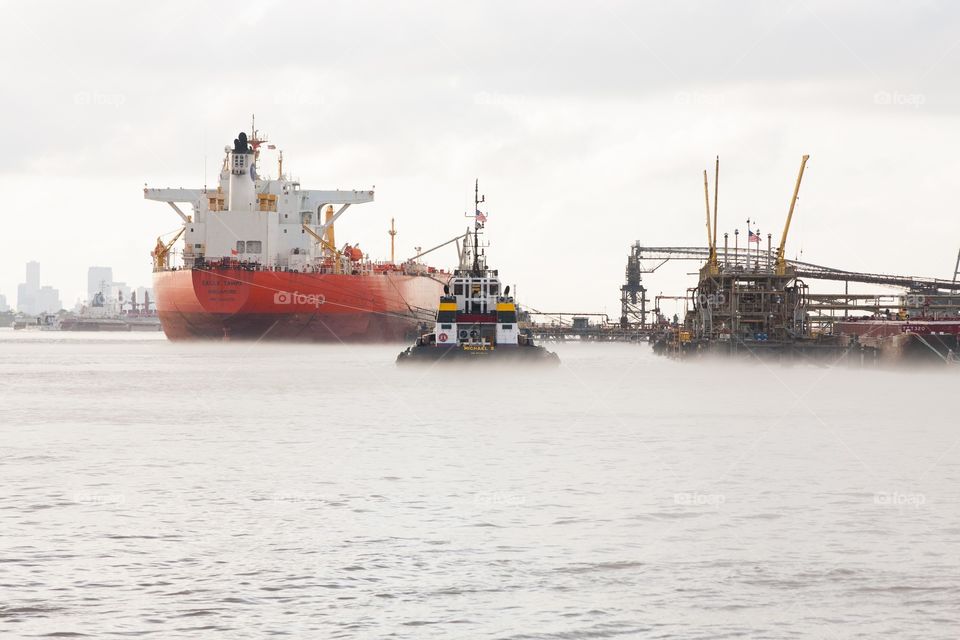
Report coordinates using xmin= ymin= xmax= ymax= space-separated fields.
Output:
xmin=396 ymin=343 xmax=560 ymax=365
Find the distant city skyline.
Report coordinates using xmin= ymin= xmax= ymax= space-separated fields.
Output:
xmin=0 ymin=262 xmax=153 ymax=315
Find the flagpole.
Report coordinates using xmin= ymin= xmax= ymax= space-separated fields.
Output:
xmin=745 ymin=219 xmax=750 ymax=270
xmin=754 ymin=228 xmax=759 ymax=269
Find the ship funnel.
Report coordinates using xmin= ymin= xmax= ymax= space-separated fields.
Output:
xmin=234 ymin=132 xmax=250 ymax=154
xmin=227 ymin=130 xmax=256 ymax=211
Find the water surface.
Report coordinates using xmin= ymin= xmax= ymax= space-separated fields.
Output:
xmin=1 ymin=330 xmax=958 ymax=638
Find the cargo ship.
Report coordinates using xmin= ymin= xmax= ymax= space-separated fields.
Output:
xmin=60 ymin=291 xmax=162 ymax=332
xmin=145 ymin=122 xmax=449 ymax=341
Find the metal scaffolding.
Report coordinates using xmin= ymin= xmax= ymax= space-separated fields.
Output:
xmin=627 ymin=244 xmax=960 ymax=291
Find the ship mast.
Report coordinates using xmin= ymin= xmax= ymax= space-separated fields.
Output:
xmin=389 ymin=218 xmax=397 ymax=264
xmin=248 ymin=113 xmax=268 ymax=168
xmin=473 ymin=179 xmax=485 ymax=274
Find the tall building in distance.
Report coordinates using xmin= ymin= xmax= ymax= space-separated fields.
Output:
xmin=17 ymin=261 xmax=61 ymax=314
xmin=25 ymin=261 xmax=40 ymax=291
xmin=0 ymin=293 xmax=9 ymax=313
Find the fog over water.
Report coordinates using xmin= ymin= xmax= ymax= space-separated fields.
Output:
xmin=2 ymin=331 xmax=959 ymax=638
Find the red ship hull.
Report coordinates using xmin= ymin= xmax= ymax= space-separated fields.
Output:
xmin=153 ymin=267 xmax=447 ymax=342
xmin=835 ymin=319 xmax=960 ymax=363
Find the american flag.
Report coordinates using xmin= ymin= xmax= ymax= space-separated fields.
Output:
xmin=476 ymin=211 xmax=487 ymax=224
xmin=748 ymin=229 xmax=761 ymax=243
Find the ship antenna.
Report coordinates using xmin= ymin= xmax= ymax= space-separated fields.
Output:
xmin=473 ymin=178 xmax=485 ymax=273
xmin=247 ymin=113 xmax=268 ymax=167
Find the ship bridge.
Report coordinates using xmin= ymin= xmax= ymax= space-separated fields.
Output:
xmin=144 ymin=128 xmax=375 ymax=270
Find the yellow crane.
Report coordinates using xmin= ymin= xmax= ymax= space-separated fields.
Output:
xmin=151 ymin=227 xmax=185 ymax=271
xmin=703 ymin=156 xmax=720 ymax=275
xmin=775 ymin=155 xmax=810 ymax=276
xmin=301 ymin=222 xmax=343 ymax=274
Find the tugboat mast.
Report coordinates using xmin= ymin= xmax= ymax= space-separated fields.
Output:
xmin=473 ymin=178 xmax=485 ymax=275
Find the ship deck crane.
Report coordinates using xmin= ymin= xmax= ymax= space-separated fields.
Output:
xmin=151 ymin=228 xmax=185 ymax=271
xmin=404 ymin=231 xmax=470 ymax=264
xmin=302 ymin=223 xmax=344 ymax=273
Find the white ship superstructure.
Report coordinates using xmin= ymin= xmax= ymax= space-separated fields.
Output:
xmin=145 ymin=121 xmax=374 ymax=272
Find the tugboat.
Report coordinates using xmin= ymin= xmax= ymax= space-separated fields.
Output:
xmin=396 ymin=181 xmax=559 ymax=365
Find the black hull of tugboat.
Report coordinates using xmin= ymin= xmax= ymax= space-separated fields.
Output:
xmin=396 ymin=344 xmax=560 ymax=365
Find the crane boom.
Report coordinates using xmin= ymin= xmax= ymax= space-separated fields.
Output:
xmin=712 ymin=155 xmax=719 ymax=251
xmin=151 ymin=227 xmax=185 ymax=271
xmin=775 ymin=154 xmax=810 ymax=275
xmin=703 ymin=166 xmax=719 ymax=274
xmin=301 ymin=223 xmax=341 ymax=257
xmin=405 ymin=232 xmax=469 ymax=264
xmin=703 ymin=169 xmax=713 ymax=252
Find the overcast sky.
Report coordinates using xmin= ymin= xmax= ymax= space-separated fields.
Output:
xmin=3 ymin=0 xmax=959 ymax=316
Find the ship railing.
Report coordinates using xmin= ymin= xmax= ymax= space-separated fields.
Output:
xmin=173 ymin=256 xmax=452 ymax=277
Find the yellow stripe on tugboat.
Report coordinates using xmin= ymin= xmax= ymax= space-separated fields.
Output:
xmin=439 ymin=302 xmax=457 ymax=311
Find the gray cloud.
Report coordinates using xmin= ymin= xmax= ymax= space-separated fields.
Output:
xmin=2 ymin=0 xmax=959 ymax=309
